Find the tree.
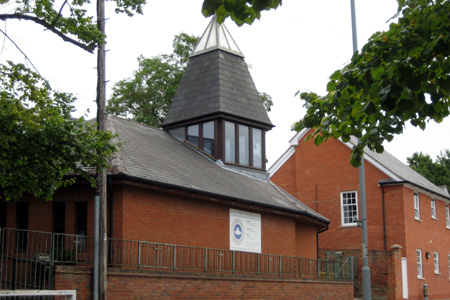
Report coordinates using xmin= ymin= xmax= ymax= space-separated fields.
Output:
xmin=0 ymin=0 xmax=145 ymax=53
xmin=107 ymin=33 xmax=199 ymax=127
xmin=0 ymin=62 xmax=117 ymax=201
xmin=407 ymin=150 xmax=450 ymax=188
xmin=293 ymin=0 xmax=450 ymax=166
xmin=202 ymin=0 xmax=450 ymax=167
xmin=0 ymin=0 xmax=145 ymax=201
xmin=107 ymin=33 xmax=274 ymax=127
xmin=201 ymin=0 xmax=282 ymax=25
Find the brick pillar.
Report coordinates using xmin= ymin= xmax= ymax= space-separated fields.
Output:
xmin=387 ymin=244 xmax=403 ymax=300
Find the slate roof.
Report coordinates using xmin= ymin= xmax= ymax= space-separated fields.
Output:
xmin=348 ymin=136 xmax=450 ymax=199
xmin=162 ymin=38 xmax=272 ymax=128
xmin=269 ymin=129 xmax=450 ymax=201
xmin=107 ymin=116 xmax=328 ymax=224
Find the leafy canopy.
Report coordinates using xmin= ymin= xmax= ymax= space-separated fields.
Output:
xmin=0 ymin=0 xmax=144 ymax=201
xmin=201 ymin=0 xmax=282 ymax=25
xmin=0 ymin=62 xmax=118 ymax=201
xmin=293 ymin=0 xmax=450 ymax=166
xmin=0 ymin=0 xmax=146 ymax=52
xmin=407 ymin=150 xmax=450 ymax=188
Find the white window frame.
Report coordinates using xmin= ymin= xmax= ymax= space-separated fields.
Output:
xmin=446 ymin=204 xmax=450 ymax=229
xmin=417 ymin=249 xmax=423 ymax=278
xmin=448 ymin=254 xmax=450 ymax=280
xmin=434 ymin=252 xmax=440 ymax=274
xmin=414 ymin=192 xmax=420 ymax=220
xmin=340 ymin=191 xmax=358 ymax=226
xmin=431 ymin=198 xmax=436 ymax=219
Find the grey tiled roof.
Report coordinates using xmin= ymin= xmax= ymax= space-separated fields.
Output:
xmin=108 ymin=116 xmax=327 ymax=224
xmin=162 ymin=50 xmax=273 ymax=128
xmin=349 ymin=137 xmax=450 ymax=200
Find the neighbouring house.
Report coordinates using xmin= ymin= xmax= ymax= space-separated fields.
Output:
xmin=270 ymin=128 xmax=450 ymax=300
xmin=0 ymin=18 xmax=355 ymax=300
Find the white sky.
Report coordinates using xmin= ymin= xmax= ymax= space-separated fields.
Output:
xmin=1 ymin=0 xmax=449 ymax=166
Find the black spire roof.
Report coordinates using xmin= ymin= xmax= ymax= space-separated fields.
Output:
xmin=162 ymin=17 xmax=273 ymax=129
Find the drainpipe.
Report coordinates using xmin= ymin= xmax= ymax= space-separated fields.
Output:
xmin=381 ymin=184 xmax=387 ymax=251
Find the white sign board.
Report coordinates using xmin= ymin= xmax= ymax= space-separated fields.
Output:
xmin=229 ymin=209 xmax=261 ymax=253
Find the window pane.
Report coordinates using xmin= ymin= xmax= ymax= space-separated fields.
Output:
xmin=0 ymin=202 xmax=6 ymax=228
xmin=434 ymin=252 xmax=440 ymax=273
xmin=341 ymin=191 xmax=358 ymax=225
xmin=225 ymin=122 xmax=235 ymax=163
xmin=446 ymin=204 xmax=450 ymax=228
xmin=414 ymin=192 xmax=420 ymax=220
xmin=239 ymin=125 xmax=249 ymax=166
xmin=252 ymin=128 xmax=262 ymax=168
xmin=431 ymin=199 xmax=436 ymax=218
xmin=187 ymin=125 xmax=199 ymax=146
xmin=203 ymin=121 xmax=214 ymax=156
xmin=417 ymin=249 xmax=423 ymax=278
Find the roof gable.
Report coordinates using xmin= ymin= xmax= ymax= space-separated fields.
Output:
xmin=270 ymin=129 xmax=450 ymax=201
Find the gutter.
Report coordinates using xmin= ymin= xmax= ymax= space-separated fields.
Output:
xmin=379 ymin=179 xmax=450 ymax=202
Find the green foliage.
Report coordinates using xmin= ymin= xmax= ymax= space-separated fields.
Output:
xmin=292 ymin=0 xmax=450 ymax=167
xmin=408 ymin=150 xmax=450 ymax=188
xmin=0 ymin=0 xmax=146 ymax=52
xmin=107 ymin=33 xmax=199 ymax=127
xmin=260 ymin=92 xmax=273 ymax=112
xmin=0 ymin=62 xmax=118 ymax=201
xmin=201 ymin=0 xmax=282 ymax=25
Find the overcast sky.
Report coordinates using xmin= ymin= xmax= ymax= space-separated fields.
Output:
xmin=2 ymin=0 xmax=450 ymax=167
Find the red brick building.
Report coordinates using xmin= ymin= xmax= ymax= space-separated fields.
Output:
xmin=270 ymin=128 xmax=450 ymax=299
xmin=0 ymin=18 xmax=355 ymax=299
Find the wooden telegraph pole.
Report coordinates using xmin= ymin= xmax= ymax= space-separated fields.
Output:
xmin=96 ymin=0 xmax=107 ymax=296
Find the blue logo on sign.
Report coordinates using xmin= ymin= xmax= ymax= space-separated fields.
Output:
xmin=231 ymin=219 xmax=244 ymax=245
xmin=234 ymin=223 xmax=242 ymax=240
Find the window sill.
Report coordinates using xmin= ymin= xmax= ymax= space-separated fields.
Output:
xmin=415 ymin=218 xmax=422 ymax=222
xmin=435 ymin=272 xmax=441 ymax=275
xmin=432 ymin=217 xmax=438 ymax=221
xmin=339 ymin=224 xmax=358 ymax=229
xmin=417 ymin=276 xmax=425 ymax=280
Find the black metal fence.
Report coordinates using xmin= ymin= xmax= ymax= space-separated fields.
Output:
xmin=1 ymin=227 xmax=354 ymax=292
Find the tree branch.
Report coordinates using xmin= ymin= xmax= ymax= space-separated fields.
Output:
xmin=0 ymin=29 xmax=42 ymax=77
xmin=0 ymin=13 xmax=97 ymax=53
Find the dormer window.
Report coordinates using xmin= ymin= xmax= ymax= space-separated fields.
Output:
xmin=184 ymin=120 xmax=265 ymax=169
xmin=187 ymin=121 xmax=215 ymax=156
xmin=224 ymin=121 xmax=264 ymax=169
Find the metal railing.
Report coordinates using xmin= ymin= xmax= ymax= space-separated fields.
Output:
xmin=1 ymin=227 xmax=353 ymax=292
xmin=107 ymin=238 xmax=353 ymax=279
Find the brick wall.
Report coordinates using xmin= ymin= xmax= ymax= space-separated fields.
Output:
xmin=117 ymin=182 xmax=318 ymax=258
xmin=272 ymin=129 xmax=450 ymax=299
xmin=272 ymin=131 xmax=390 ymax=252
xmin=54 ymin=266 xmax=354 ymax=300
xmin=1 ymin=178 xmax=321 ymax=260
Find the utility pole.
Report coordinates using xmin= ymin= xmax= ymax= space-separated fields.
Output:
xmin=350 ymin=1 xmax=371 ymax=299
xmin=96 ymin=0 xmax=107 ymax=296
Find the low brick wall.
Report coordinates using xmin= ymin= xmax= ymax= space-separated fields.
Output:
xmin=54 ymin=266 xmax=354 ymax=300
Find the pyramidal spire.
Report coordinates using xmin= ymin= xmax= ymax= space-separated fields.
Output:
xmin=191 ymin=16 xmax=244 ymax=57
